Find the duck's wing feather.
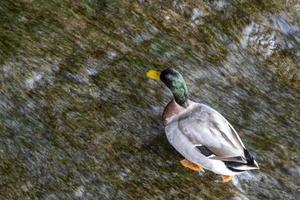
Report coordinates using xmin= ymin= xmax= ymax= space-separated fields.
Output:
xmin=175 ymin=103 xmax=247 ymax=163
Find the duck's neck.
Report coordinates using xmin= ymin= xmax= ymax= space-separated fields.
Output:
xmin=174 ymin=92 xmax=188 ymax=108
xmin=169 ymin=80 xmax=189 ymax=108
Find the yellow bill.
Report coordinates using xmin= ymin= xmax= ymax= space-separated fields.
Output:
xmin=147 ymin=70 xmax=160 ymax=81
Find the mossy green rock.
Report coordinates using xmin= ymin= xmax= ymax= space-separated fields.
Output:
xmin=0 ymin=0 xmax=299 ymax=199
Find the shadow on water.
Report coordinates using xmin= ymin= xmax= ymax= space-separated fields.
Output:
xmin=0 ymin=0 xmax=299 ymax=199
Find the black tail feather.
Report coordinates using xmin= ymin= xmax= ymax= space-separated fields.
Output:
xmin=224 ymin=149 xmax=257 ymax=172
xmin=244 ymin=149 xmax=255 ymax=166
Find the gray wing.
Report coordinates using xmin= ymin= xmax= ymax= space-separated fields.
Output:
xmin=176 ymin=103 xmax=246 ymax=162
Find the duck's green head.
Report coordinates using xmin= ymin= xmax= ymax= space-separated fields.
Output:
xmin=147 ymin=68 xmax=189 ymax=108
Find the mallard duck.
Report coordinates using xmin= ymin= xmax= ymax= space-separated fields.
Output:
xmin=147 ymin=68 xmax=259 ymax=182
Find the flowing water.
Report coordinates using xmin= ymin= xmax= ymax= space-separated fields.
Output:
xmin=0 ymin=0 xmax=299 ymax=199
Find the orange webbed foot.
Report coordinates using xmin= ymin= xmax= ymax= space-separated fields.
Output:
xmin=180 ymin=159 xmax=205 ymax=172
xmin=222 ymin=175 xmax=234 ymax=183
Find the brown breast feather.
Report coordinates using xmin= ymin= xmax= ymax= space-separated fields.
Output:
xmin=162 ymin=100 xmax=185 ymax=125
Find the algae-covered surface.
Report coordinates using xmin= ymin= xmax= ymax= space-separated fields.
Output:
xmin=0 ymin=0 xmax=299 ymax=199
